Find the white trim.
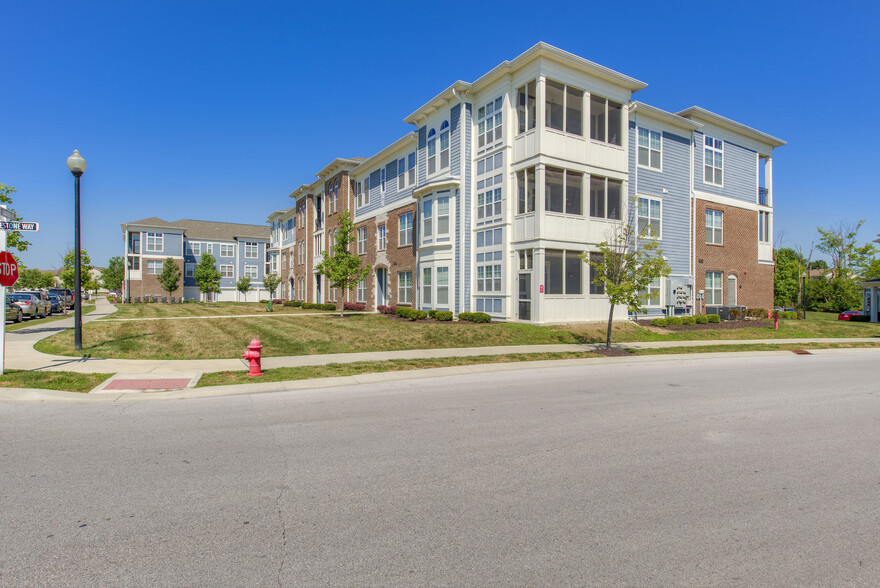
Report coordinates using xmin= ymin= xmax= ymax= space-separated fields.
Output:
xmin=694 ymin=190 xmax=769 ymax=212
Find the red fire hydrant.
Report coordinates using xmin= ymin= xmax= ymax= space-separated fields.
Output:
xmin=774 ymin=310 xmax=779 ymax=330
xmin=243 ymin=337 xmax=264 ymax=377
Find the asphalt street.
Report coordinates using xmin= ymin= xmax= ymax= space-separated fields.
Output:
xmin=1 ymin=350 xmax=878 ymax=586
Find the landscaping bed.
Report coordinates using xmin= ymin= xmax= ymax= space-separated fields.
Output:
xmin=637 ymin=319 xmax=774 ymax=331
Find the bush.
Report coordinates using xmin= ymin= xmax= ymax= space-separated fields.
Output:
xmin=666 ymin=316 xmax=682 ymax=326
xmin=728 ymin=308 xmax=743 ymax=320
xmin=282 ymin=301 xmax=295 ymax=307
xmin=428 ymin=310 xmax=437 ymax=319
xmin=343 ymin=302 xmax=366 ymax=311
xmin=396 ymin=307 xmax=415 ymax=320
xmin=434 ymin=311 xmax=453 ymax=321
xmin=695 ymin=314 xmax=708 ymax=324
xmin=781 ymin=310 xmax=797 ymax=320
xmin=681 ymin=315 xmax=696 ymax=325
xmin=747 ymin=308 xmax=767 ymax=319
xmin=415 ymin=310 xmax=428 ymax=320
xmin=377 ymin=305 xmax=396 ymax=315
xmin=272 ymin=299 xmax=282 ymax=305
xmin=259 ymin=299 xmax=268 ymax=304
xmin=796 ymin=310 xmax=805 ymax=320
xmin=707 ymin=314 xmax=721 ymax=323
xmin=650 ymin=318 xmax=668 ymax=327
xmin=459 ymin=312 xmax=491 ymax=323
xmin=320 ymin=303 xmax=335 ymax=311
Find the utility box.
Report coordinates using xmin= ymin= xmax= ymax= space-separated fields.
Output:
xmin=665 ymin=276 xmax=694 ymax=315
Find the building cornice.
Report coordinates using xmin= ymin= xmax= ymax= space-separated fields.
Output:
xmin=630 ymin=102 xmax=702 ymax=131
xmin=412 ymin=177 xmax=460 ymax=199
xmin=351 ymin=132 xmax=418 ymax=176
xmin=676 ymin=106 xmax=786 ymax=149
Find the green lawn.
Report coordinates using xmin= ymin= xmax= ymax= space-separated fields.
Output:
xmin=103 ymin=301 xmax=334 ymax=319
xmin=6 ymin=304 xmax=96 ymax=332
xmin=0 ymin=369 xmax=110 ymax=393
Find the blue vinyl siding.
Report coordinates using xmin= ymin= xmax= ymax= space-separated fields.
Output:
xmin=694 ymin=131 xmax=758 ymax=203
xmin=460 ymin=103 xmax=472 ymax=313
xmin=142 ymin=230 xmax=183 ymax=257
xmin=418 ymin=126 xmax=427 ymax=185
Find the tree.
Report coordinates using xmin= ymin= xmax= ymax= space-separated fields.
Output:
xmin=582 ymin=215 xmax=670 ymax=349
xmin=61 ymin=249 xmax=93 ymax=291
xmin=316 ymin=210 xmax=369 ymax=317
xmin=16 ymin=268 xmax=54 ymax=290
xmin=773 ymin=248 xmax=803 ymax=308
xmin=157 ymin=257 xmax=181 ymax=299
xmin=236 ymin=277 xmax=252 ymax=302
xmin=814 ymin=221 xmax=877 ymax=312
xmin=101 ymin=256 xmax=125 ymax=292
xmin=863 ymin=258 xmax=880 ymax=281
xmin=0 ymin=184 xmax=31 ymax=265
xmin=808 ymin=259 xmax=828 ymax=270
xmin=194 ymin=253 xmax=221 ymax=302
xmin=263 ymin=273 xmax=282 ymax=299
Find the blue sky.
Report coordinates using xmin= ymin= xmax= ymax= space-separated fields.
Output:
xmin=3 ymin=0 xmax=878 ymax=269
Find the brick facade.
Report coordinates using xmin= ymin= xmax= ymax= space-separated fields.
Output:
xmin=128 ymin=257 xmax=184 ymax=299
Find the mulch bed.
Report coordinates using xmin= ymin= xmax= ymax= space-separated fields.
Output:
xmin=636 ymin=319 xmax=774 ymax=331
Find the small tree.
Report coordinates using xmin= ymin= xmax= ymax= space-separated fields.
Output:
xmin=236 ymin=277 xmax=252 ymax=302
xmin=583 ymin=216 xmax=670 ymax=349
xmin=16 ymin=267 xmax=46 ymax=290
xmin=61 ymin=249 xmax=92 ymax=291
xmin=101 ymin=256 xmax=125 ymax=293
xmin=316 ymin=210 xmax=369 ymax=317
xmin=194 ymin=253 xmax=221 ymax=302
xmin=263 ymin=273 xmax=282 ymax=299
xmin=157 ymin=257 xmax=181 ymax=300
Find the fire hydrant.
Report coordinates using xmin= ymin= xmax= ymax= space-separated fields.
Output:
xmin=243 ymin=337 xmax=264 ymax=377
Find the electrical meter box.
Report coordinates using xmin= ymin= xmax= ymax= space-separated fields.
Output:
xmin=665 ymin=277 xmax=694 ymax=313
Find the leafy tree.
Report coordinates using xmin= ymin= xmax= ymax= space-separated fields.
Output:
xmin=773 ymin=248 xmax=803 ymax=307
xmin=582 ymin=213 xmax=670 ymax=349
xmin=806 ymin=275 xmax=861 ymax=313
xmin=863 ymin=258 xmax=880 ymax=281
xmin=0 ymin=184 xmax=31 ymax=265
xmin=101 ymin=256 xmax=125 ymax=292
xmin=316 ymin=210 xmax=369 ymax=317
xmin=157 ymin=257 xmax=181 ymax=299
xmin=61 ymin=249 xmax=93 ymax=291
xmin=16 ymin=268 xmax=54 ymax=290
xmin=194 ymin=253 xmax=221 ymax=302
xmin=808 ymin=259 xmax=828 ymax=270
xmin=263 ymin=273 xmax=282 ymax=299
xmin=236 ymin=277 xmax=252 ymax=302
xmin=814 ymin=221 xmax=877 ymax=312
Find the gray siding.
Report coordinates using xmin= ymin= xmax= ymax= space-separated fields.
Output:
xmin=693 ymin=131 xmax=758 ymax=204
xmin=461 ymin=103 xmax=472 ymax=313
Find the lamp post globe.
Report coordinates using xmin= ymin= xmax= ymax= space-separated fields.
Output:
xmin=68 ymin=149 xmax=86 ymax=351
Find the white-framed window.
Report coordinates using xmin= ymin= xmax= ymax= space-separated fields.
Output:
xmin=519 ymin=249 xmax=533 ymax=270
xmin=357 ymin=279 xmax=366 ymax=303
xmin=436 ymin=267 xmax=449 ymax=305
xmin=638 ymin=128 xmax=662 ymax=169
xmin=220 ymin=244 xmax=234 ymax=257
xmin=187 ymin=242 xmax=201 ymax=256
xmin=439 ymin=121 xmax=450 ymax=171
xmin=476 ymin=228 xmax=502 ymax=249
xmin=436 ymin=195 xmax=449 ymax=236
xmin=477 ymin=96 xmax=503 ymax=149
xmin=477 ymin=187 xmax=502 ymax=221
xmin=516 ymin=80 xmax=537 ymax=134
xmin=397 ymin=158 xmax=406 ymax=190
xmin=427 ymin=129 xmax=437 ymax=175
xmin=313 ymin=234 xmax=321 ymax=255
xmin=381 ymin=168 xmax=386 ymax=193
xmin=399 ymin=212 xmax=413 ymax=246
xmin=544 ymin=250 xmax=582 ymax=295
xmin=545 ymin=79 xmax=583 ymax=136
xmin=589 ymin=176 xmax=623 ymax=220
xmin=220 ymin=265 xmax=234 ymax=278
xmin=759 ymin=211 xmax=770 ymax=243
xmin=146 ymin=260 xmax=162 ymax=274
xmin=398 ymin=271 xmax=412 ymax=304
xmin=205 ymin=243 xmax=213 ymax=255
xmin=422 ymin=267 xmax=432 ymax=305
xmin=244 ymin=265 xmax=258 ymax=280
xmin=589 ymin=95 xmax=623 ymax=146
xmin=378 ymin=225 xmax=386 ymax=251
xmin=706 ymin=271 xmax=723 ymax=305
xmin=704 ymin=136 xmax=723 ymax=185
xmin=421 ymin=193 xmax=450 ymax=244
xmin=516 ymin=167 xmax=536 ymax=214
xmin=728 ymin=274 xmax=737 ymax=306
xmin=185 ymin=263 xmax=194 ymax=278
xmin=281 ymin=254 xmax=287 ymax=270
xmin=145 ymin=232 xmax=163 ymax=252
xmin=128 ymin=256 xmax=140 ymax=270
xmin=706 ymin=209 xmax=723 ymax=244
xmin=244 ymin=242 xmax=258 ymax=258
xmin=422 ymin=199 xmax=433 ymax=241
xmin=477 ymin=152 xmax=503 ymax=176
xmin=357 ymin=227 xmax=367 ymax=255
xmin=545 ymin=167 xmax=583 ymax=215
xmin=640 ymin=277 xmax=661 ymax=307
xmin=637 ymin=196 xmax=661 ymax=237
xmin=333 ymin=179 xmax=339 ymax=213
xmin=589 ymin=252 xmax=604 ymax=295
xmin=299 ymin=241 xmax=305 ymax=265
xmin=407 ymin=152 xmax=416 ymax=186
xmin=476 ymin=262 xmax=502 ymax=293
xmin=357 ymin=178 xmax=370 ymax=208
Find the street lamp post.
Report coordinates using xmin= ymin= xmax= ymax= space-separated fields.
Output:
xmin=67 ymin=149 xmax=86 ymax=351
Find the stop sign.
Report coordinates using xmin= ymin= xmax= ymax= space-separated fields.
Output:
xmin=0 ymin=251 xmax=19 ymax=287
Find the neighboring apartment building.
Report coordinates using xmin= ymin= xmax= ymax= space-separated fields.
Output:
xmin=267 ymin=42 xmax=784 ymax=323
xmin=121 ymin=217 xmax=270 ymax=301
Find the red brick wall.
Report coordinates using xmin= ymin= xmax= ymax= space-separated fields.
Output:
xmin=128 ymin=257 xmax=184 ymax=299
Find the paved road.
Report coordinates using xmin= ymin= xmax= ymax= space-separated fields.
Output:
xmin=1 ymin=351 xmax=878 ymax=585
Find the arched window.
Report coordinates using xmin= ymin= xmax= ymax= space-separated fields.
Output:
xmin=439 ymin=121 xmax=450 ymax=170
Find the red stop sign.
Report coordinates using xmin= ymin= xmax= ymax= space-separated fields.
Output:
xmin=0 ymin=251 xmax=19 ymax=287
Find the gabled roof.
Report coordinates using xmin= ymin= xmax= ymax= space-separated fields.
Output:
xmin=630 ymin=102 xmax=702 ymax=131
xmin=121 ymin=217 xmax=180 ymax=231
xmin=267 ymin=207 xmax=295 ymax=222
xmin=676 ymin=106 xmax=786 ymax=149
xmin=168 ymin=219 xmax=269 ymax=241
xmin=351 ymin=132 xmax=417 ymax=176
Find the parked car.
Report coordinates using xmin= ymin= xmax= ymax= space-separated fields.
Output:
xmin=5 ymin=296 xmax=22 ymax=323
xmin=8 ymin=293 xmax=43 ymax=318
xmin=48 ymin=288 xmax=74 ymax=309
xmin=18 ymin=291 xmax=52 ymax=317
xmin=838 ymin=311 xmax=861 ymax=321
xmin=47 ymin=294 xmax=65 ymax=314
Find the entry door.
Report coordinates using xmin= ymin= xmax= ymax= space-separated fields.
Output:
xmin=728 ymin=275 xmax=737 ymax=306
xmin=518 ymin=273 xmax=531 ymax=321
xmin=376 ymin=269 xmax=387 ymax=307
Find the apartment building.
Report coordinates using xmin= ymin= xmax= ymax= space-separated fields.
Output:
xmin=121 ymin=217 xmax=270 ymax=301
xmin=268 ymin=42 xmax=784 ymax=323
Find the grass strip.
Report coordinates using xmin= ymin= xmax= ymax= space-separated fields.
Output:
xmin=0 ymin=369 xmax=111 ymax=393
xmin=630 ymin=342 xmax=880 ymax=355
xmin=7 ymin=305 xmax=96 ymax=332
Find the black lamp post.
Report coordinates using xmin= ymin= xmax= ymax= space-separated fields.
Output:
xmin=67 ymin=149 xmax=86 ymax=351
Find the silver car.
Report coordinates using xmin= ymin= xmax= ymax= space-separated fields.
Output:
xmin=18 ymin=291 xmax=52 ymax=318
xmin=6 ymin=296 xmax=23 ymax=323
xmin=8 ymin=293 xmax=43 ymax=318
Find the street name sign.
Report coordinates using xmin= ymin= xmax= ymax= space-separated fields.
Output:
xmin=0 ymin=221 xmax=38 ymax=231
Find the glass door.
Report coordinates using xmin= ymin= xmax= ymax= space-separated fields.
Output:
xmin=518 ymin=273 xmax=531 ymax=321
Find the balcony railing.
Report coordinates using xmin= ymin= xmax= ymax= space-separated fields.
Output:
xmin=758 ymin=187 xmax=769 ymax=206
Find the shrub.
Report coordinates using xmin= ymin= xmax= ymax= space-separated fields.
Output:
xmin=415 ymin=310 xmax=428 ymax=320
xmin=377 ymin=305 xmax=396 ymax=315
xmin=459 ymin=312 xmax=491 ymax=323
xmin=695 ymin=314 xmax=709 ymax=324
xmin=272 ymin=299 xmax=282 ymax=305
xmin=396 ymin=307 xmax=414 ymax=320
xmin=344 ymin=302 xmax=366 ymax=311
xmin=259 ymin=299 xmax=268 ymax=304
xmin=428 ymin=310 xmax=437 ymax=319
xmin=283 ymin=301 xmax=295 ymax=307
xmin=292 ymin=301 xmax=303 ymax=307
xmin=434 ymin=311 xmax=453 ymax=321
xmin=650 ymin=318 xmax=668 ymax=327
xmin=728 ymin=308 xmax=743 ymax=320
xmin=681 ymin=315 xmax=696 ymax=325
xmin=320 ymin=303 xmax=335 ymax=311
xmin=747 ymin=308 xmax=767 ymax=319
xmin=707 ymin=314 xmax=721 ymax=323
xmin=781 ymin=311 xmax=797 ymax=320
xmin=666 ymin=316 xmax=683 ymax=326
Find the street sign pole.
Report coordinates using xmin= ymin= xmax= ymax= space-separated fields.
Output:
xmin=0 ymin=205 xmax=8 ymax=376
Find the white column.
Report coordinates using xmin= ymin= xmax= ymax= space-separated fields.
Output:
xmin=765 ymin=156 xmax=773 ymax=206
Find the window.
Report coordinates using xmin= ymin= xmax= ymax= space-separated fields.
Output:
xmin=378 ymin=225 xmax=386 ymax=250
xmin=187 ymin=242 xmax=201 ymax=256
xmin=398 ymin=271 xmax=412 ymax=304
xmin=185 ymin=263 xmax=194 ymax=278
xmin=706 ymin=209 xmax=723 ymax=244
xmin=704 ymin=136 xmax=723 ymax=185
xmin=282 ymin=254 xmax=287 ymax=270
xmin=477 ymin=188 xmax=502 ymax=221
xmin=422 ymin=268 xmax=432 ymax=305
xmin=146 ymin=260 xmax=162 ymax=274
xmin=477 ymin=263 xmax=502 ymax=293
xmin=640 ymin=277 xmax=661 ymax=306
xmin=299 ymin=241 xmax=305 ymax=265
xmin=407 ymin=152 xmax=416 ymax=186
xmin=357 ymin=178 xmax=370 ymax=208
xmin=245 ymin=242 xmax=258 ymax=258
xmin=145 ymin=232 xmax=163 ymax=252
xmin=728 ymin=274 xmax=737 ymax=306
xmin=220 ymin=244 xmax=234 ymax=258
xmin=589 ymin=95 xmax=622 ymax=146
xmin=637 ymin=197 xmax=661 ymax=237
xmin=398 ymin=158 xmax=406 ymax=190
xmin=638 ymin=128 xmax=661 ymax=169
xmin=439 ymin=121 xmax=450 ymax=171
xmin=437 ymin=196 xmax=449 ymax=235
xmin=436 ymin=267 xmax=449 ymax=305
xmin=422 ymin=199 xmax=432 ymax=240
xmin=516 ymin=167 xmax=537 ymax=214
xmin=589 ymin=176 xmax=622 ymax=220
xmin=427 ymin=129 xmax=437 ymax=175
xmin=244 ymin=265 xmax=258 ymax=280
xmin=381 ymin=168 xmax=386 ymax=193
xmin=545 ymin=168 xmax=582 ymax=215
xmin=589 ymin=252 xmax=604 ymax=295
xmin=759 ymin=211 xmax=770 ymax=243
xmin=333 ymin=180 xmax=339 ymax=213
xmin=544 ymin=79 xmax=583 ymax=136
xmin=477 ymin=152 xmax=503 ymax=176
xmin=706 ymin=271 xmax=722 ymax=305
xmin=220 ymin=265 xmax=234 ymax=278
xmin=517 ymin=80 xmax=537 ymax=134
xmin=544 ymin=250 xmax=582 ymax=295
xmin=477 ymin=96 xmax=503 ymax=148
xmin=128 ymin=256 xmax=140 ymax=270
xmin=128 ymin=232 xmax=141 ymax=254
xmin=357 ymin=279 xmax=366 ymax=303
xmin=519 ymin=249 xmax=533 ymax=270
xmin=205 ymin=243 xmax=213 ymax=255
xmin=399 ymin=212 xmax=413 ymax=246
xmin=357 ymin=227 xmax=367 ymax=254
xmin=476 ymin=228 xmax=502 ymax=249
